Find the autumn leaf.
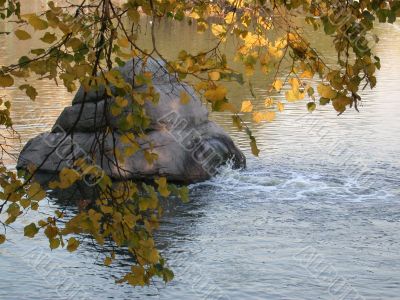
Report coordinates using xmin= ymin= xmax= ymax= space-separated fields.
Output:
xmin=204 ymin=85 xmax=227 ymax=102
xmin=19 ymin=84 xmax=38 ymax=100
xmin=0 ymin=74 xmax=14 ymax=87
xmin=241 ymin=100 xmax=253 ymax=112
xmin=300 ymin=70 xmax=314 ymax=79
xmin=24 ymin=223 xmax=39 ymax=238
xmin=211 ymin=24 xmax=226 ymax=38
xmin=27 ymin=15 xmax=49 ymax=30
xmin=180 ymin=91 xmax=190 ymax=104
xmin=155 ymin=177 xmax=170 ymax=197
xmin=250 ymin=136 xmax=260 ymax=156
xmin=317 ymin=83 xmax=337 ymax=99
xmin=272 ymin=79 xmax=283 ymax=92
xmin=277 ymin=102 xmax=285 ymax=112
xmin=40 ymin=32 xmax=57 ymax=44
xmin=332 ymin=96 xmax=352 ymax=114
xmin=264 ymin=97 xmax=274 ymax=107
xmin=50 ymin=238 xmax=60 ymax=250
xmin=253 ymin=111 xmax=276 ymax=123
xmin=286 ymin=89 xmax=305 ymax=102
xmin=208 ymin=71 xmax=220 ymax=81
xmin=224 ymin=12 xmax=235 ymax=24
xmin=117 ymin=37 xmax=130 ymax=48
xmin=15 ymin=29 xmax=31 ymax=40
xmin=104 ymin=257 xmax=112 ymax=266
xmin=67 ymin=237 xmax=80 ymax=252
xmin=253 ymin=112 xmax=263 ymax=123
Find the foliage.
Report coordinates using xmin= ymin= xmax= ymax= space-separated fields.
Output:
xmin=0 ymin=0 xmax=399 ymax=286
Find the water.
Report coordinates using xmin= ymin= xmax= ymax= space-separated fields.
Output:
xmin=1 ymin=8 xmax=400 ymax=299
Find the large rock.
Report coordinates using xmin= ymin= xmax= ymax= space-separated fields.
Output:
xmin=17 ymin=58 xmax=246 ymax=183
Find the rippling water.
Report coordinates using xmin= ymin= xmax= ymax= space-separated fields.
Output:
xmin=1 ymin=8 xmax=400 ymax=300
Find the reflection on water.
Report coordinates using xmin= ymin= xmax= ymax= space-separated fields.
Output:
xmin=1 ymin=6 xmax=400 ymax=299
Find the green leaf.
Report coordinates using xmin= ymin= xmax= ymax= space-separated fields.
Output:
xmin=319 ymin=97 xmax=330 ymax=105
xmin=307 ymin=102 xmax=316 ymax=112
xmin=24 ymin=223 xmax=39 ymax=238
xmin=162 ymin=269 xmax=174 ymax=282
xmin=322 ymin=16 xmax=336 ymax=35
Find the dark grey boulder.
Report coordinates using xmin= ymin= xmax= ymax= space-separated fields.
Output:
xmin=17 ymin=58 xmax=246 ymax=183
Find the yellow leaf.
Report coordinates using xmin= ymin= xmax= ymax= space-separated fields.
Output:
xmin=332 ymin=96 xmax=352 ymax=114
xmin=111 ymin=105 xmax=122 ymax=116
xmin=208 ymin=71 xmax=220 ymax=81
xmin=289 ymin=78 xmax=301 ymax=90
xmin=285 ymin=89 xmax=305 ymax=102
xmin=252 ymin=112 xmax=264 ymax=123
xmin=67 ymin=237 xmax=79 ymax=252
xmin=49 ymin=238 xmax=60 ymax=250
xmin=31 ymin=202 xmax=39 ymax=211
xmin=269 ymin=46 xmax=283 ymax=58
xmin=104 ymin=257 xmax=112 ymax=266
xmin=40 ymin=32 xmax=57 ymax=44
xmin=300 ymin=70 xmax=314 ymax=79
xmin=188 ymin=11 xmax=200 ymax=19
xmin=0 ymin=74 xmax=14 ymax=87
xmin=264 ymin=97 xmax=274 ymax=107
xmin=204 ymin=85 xmax=227 ymax=102
xmin=285 ymin=79 xmax=305 ymax=102
xmin=115 ymin=96 xmax=129 ymax=107
xmin=27 ymin=182 xmax=46 ymax=201
xmin=44 ymin=225 xmax=58 ymax=239
xmin=252 ymin=111 xmax=276 ymax=123
xmin=155 ymin=177 xmax=170 ymax=197
xmin=317 ymin=83 xmax=337 ymax=99
xmin=117 ymin=37 xmax=130 ymax=48
xmin=101 ymin=205 xmax=113 ymax=214
xmin=264 ymin=111 xmax=276 ymax=122
xmin=250 ymin=137 xmax=259 ymax=156
xmin=15 ymin=29 xmax=31 ymax=40
xmin=125 ymin=145 xmax=139 ymax=156
xmin=241 ymin=100 xmax=253 ymax=113
xmin=277 ymin=101 xmax=285 ymax=112
xmin=272 ymin=79 xmax=283 ymax=92
xmin=211 ymin=24 xmax=226 ymax=38
xmin=245 ymin=65 xmax=255 ymax=77
xmin=55 ymin=168 xmax=80 ymax=189
xmin=27 ymin=15 xmax=48 ymax=30
xmin=121 ymin=132 xmax=135 ymax=144
xmin=219 ymin=102 xmax=238 ymax=113
xmin=20 ymin=198 xmax=31 ymax=209
xmin=180 ymin=91 xmax=190 ymax=104
xmin=24 ymin=223 xmax=39 ymax=238
xmin=225 ymin=12 xmax=235 ymax=24
xmin=148 ymin=249 xmax=159 ymax=263
xmin=0 ymin=234 xmax=5 ymax=244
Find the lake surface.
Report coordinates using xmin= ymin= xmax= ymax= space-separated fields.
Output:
xmin=1 ymin=9 xmax=400 ymax=300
